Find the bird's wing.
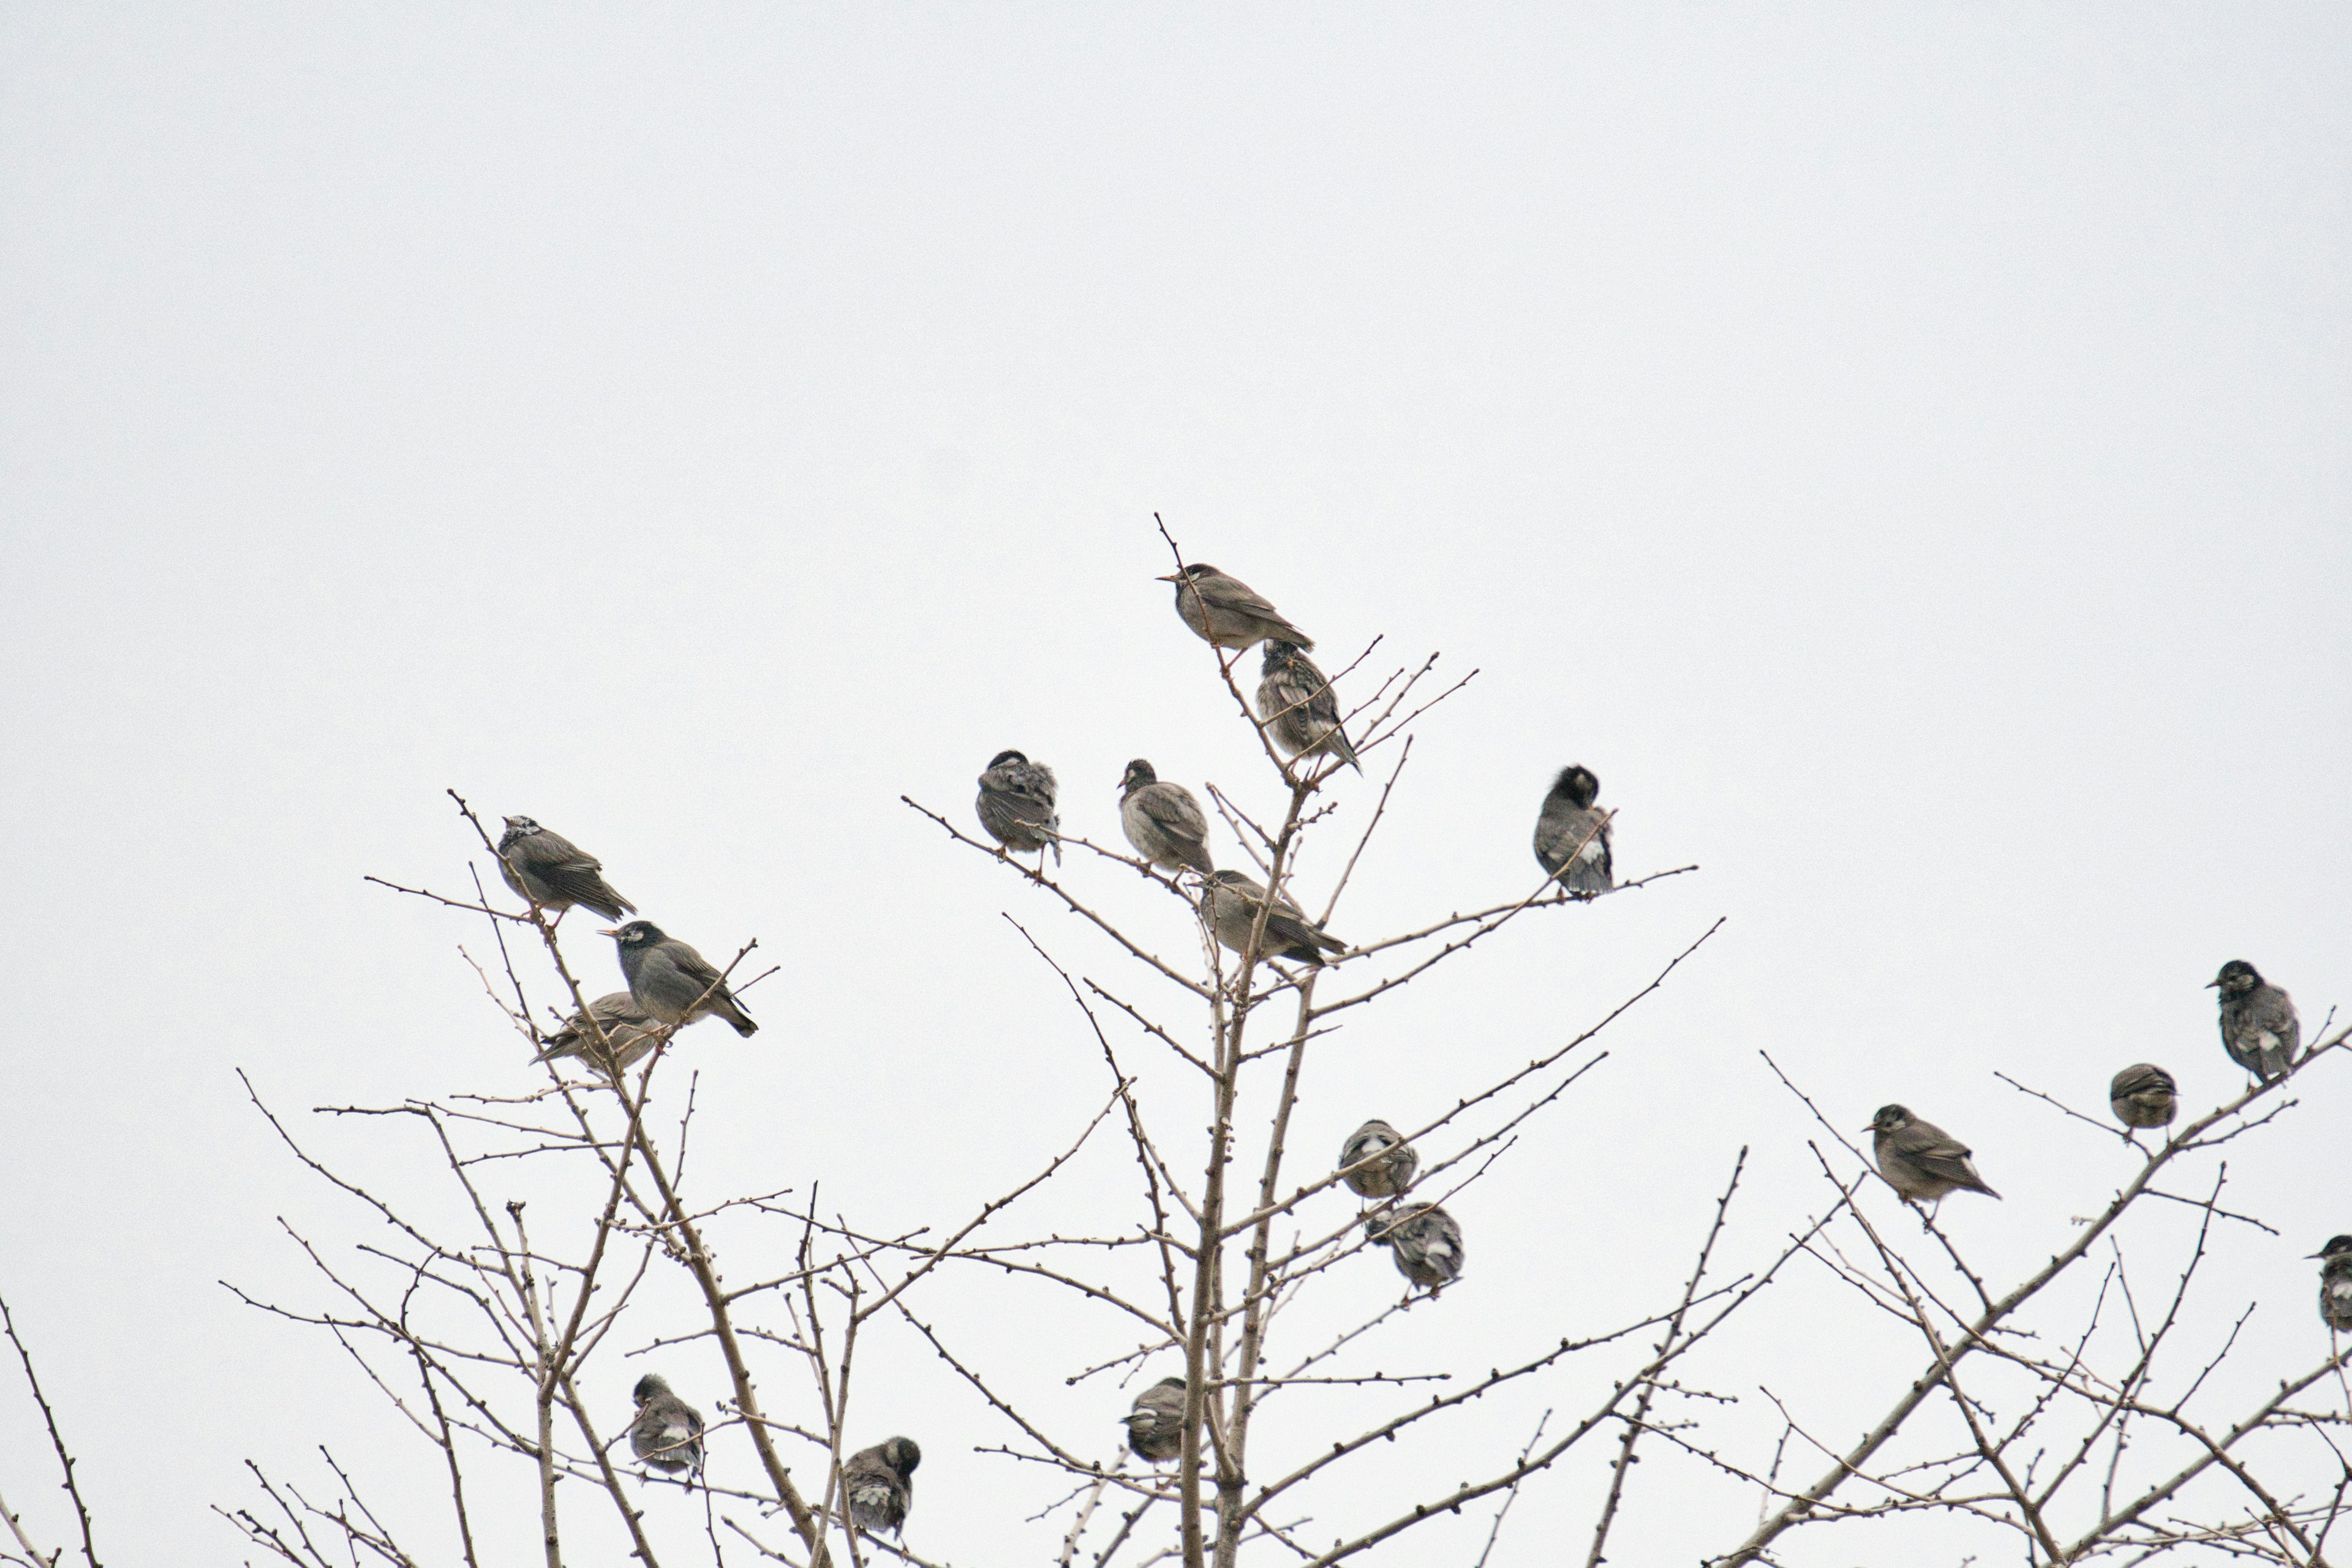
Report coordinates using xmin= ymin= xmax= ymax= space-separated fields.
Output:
xmin=1896 ymin=1126 xmax=1988 ymax=1188
xmin=662 ymin=942 xmax=730 ymax=994
xmin=1200 ymin=574 xmax=1284 ymax=619
xmin=1140 ymin=785 xmax=1208 ymax=843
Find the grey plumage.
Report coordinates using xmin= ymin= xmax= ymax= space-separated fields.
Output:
xmin=1532 ymin=766 xmax=1613 ymax=895
xmin=1201 ymin=870 xmax=1347 ymax=968
xmin=1338 ymin=1119 xmax=1417 ymax=1199
xmin=842 ymin=1436 xmax=921 ymax=1536
xmin=2108 ymin=1063 xmax=2178 ymax=1131
xmin=976 ymin=750 xmax=1061 ymax=864
xmin=628 ymin=1374 xmax=705 ymax=1477
xmin=1368 ymin=1203 xmax=1464 ymax=1292
xmin=2209 ymin=960 xmax=2298 ymax=1084
xmin=536 ymin=992 xmax=661 ymax=1074
xmin=497 ymin=815 xmax=636 ymax=922
xmin=1124 ymin=1376 xmax=1188 ymax=1462
xmin=2313 ymin=1235 xmax=2352 ymax=1333
xmin=605 ymin=920 xmax=758 ymax=1037
xmin=1158 ymin=562 xmax=1314 ymax=651
xmin=1118 ymin=760 xmax=1215 ymax=876
xmin=1256 ymin=641 xmax=1361 ymax=773
xmin=1867 ymin=1104 xmax=2000 ymax=1204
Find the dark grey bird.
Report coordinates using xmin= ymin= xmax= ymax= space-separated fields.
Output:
xmin=1532 ymin=766 xmax=1612 ymax=895
xmin=1158 ymin=562 xmax=1314 ymax=652
xmin=1337 ymin=1119 xmax=1417 ymax=1199
xmin=1118 ymin=760 xmax=1214 ymax=876
xmin=2312 ymin=1235 xmax=2352 ymax=1333
xmin=1201 ymin=870 xmax=1347 ymax=968
xmin=604 ymin=921 xmax=757 ymax=1037
xmin=1367 ymin=1203 xmax=1464 ymax=1293
xmin=1866 ymin=1104 xmax=2000 ymax=1205
xmin=976 ymin=750 xmax=1061 ymax=865
xmin=628 ymin=1374 xmax=705 ymax=1477
xmin=2209 ymin=960 xmax=2299 ymax=1084
xmin=497 ymin=815 xmax=636 ymax=922
xmin=2108 ymin=1063 xmax=2178 ymax=1133
xmin=535 ymin=992 xmax=661 ymax=1074
xmin=841 ymin=1436 xmax=920 ymax=1536
xmin=1256 ymin=641 xmax=1361 ymax=773
xmin=1123 ymin=1376 xmax=1188 ymax=1462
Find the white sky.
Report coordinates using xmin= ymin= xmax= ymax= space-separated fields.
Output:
xmin=3 ymin=6 xmax=2348 ymax=1564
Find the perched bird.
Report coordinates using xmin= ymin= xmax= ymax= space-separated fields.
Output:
xmin=497 ymin=816 xmax=636 ymax=922
xmin=1201 ymin=870 xmax=1347 ymax=968
xmin=1532 ymin=767 xmax=1613 ymax=895
xmin=1158 ymin=563 xmax=1314 ymax=652
xmin=1866 ymin=1105 xmax=2000 ymax=1205
xmin=1124 ymin=1377 xmax=1188 ymax=1462
xmin=2108 ymin=1063 xmax=2179 ymax=1133
xmin=2209 ymin=960 xmax=2299 ymax=1084
xmin=1256 ymin=641 xmax=1361 ymax=773
xmin=2312 ymin=1235 xmax=2352 ymax=1333
xmin=1118 ymin=760 xmax=1215 ymax=876
xmin=841 ymin=1436 xmax=921 ymax=1536
xmin=628 ymin=1374 xmax=705 ymax=1477
xmin=975 ymin=750 xmax=1061 ymax=865
xmin=1337 ymin=1119 xmax=1418 ymax=1199
xmin=604 ymin=921 xmax=758 ymax=1037
xmin=535 ymin=992 xmax=661 ymax=1074
xmin=1368 ymin=1204 xmax=1464 ymax=1293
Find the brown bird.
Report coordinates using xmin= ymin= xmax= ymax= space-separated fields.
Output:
xmin=1158 ymin=563 xmax=1314 ymax=651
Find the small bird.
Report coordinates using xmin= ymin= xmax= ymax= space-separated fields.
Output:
xmin=1118 ymin=760 xmax=1215 ymax=876
xmin=2312 ymin=1235 xmax=2352 ymax=1333
xmin=628 ymin=1374 xmax=705 ymax=1478
xmin=1866 ymin=1104 xmax=2000 ymax=1205
xmin=1532 ymin=767 xmax=1613 ymax=895
xmin=1158 ymin=563 xmax=1314 ymax=652
xmin=1257 ymin=641 xmax=1362 ymax=773
xmin=1367 ymin=1204 xmax=1464 ymax=1293
xmin=975 ymin=750 xmax=1061 ymax=865
xmin=841 ymin=1436 xmax=921 ymax=1536
xmin=2108 ymin=1063 xmax=2179 ymax=1133
xmin=604 ymin=921 xmax=758 ymax=1037
xmin=535 ymin=992 xmax=661 ymax=1074
xmin=497 ymin=816 xmax=636 ymax=922
xmin=1337 ymin=1119 xmax=1418 ymax=1199
xmin=1201 ymin=870 xmax=1347 ymax=968
xmin=1124 ymin=1377 xmax=1188 ymax=1462
xmin=2209 ymin=960 xmax=2299 ymax=1084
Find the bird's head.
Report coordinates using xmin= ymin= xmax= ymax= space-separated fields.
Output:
xmin=986 ymin=748 xmax=1029 ymax=771
xmin=602 ymin=920 xmax=665 ymax=949
xmin=886 ymin=1436 xmax=922 ymax=1475
xmin=2310 ymin=1235 xmax=2352 ymax=1262
xmin=499 ymin=815 xmax=540 ymax=844
xmin=1156 ymin=562 xmax=1219 ymax=585
xmin=1261 ymin=639 xmax=1302 ymax=672
xmin=632 ymin=1374 xmax=670 ymax=1407
xmin=2207 ymin=960 xmax=2262 ymax=995
xmin=1548 ymin=766 xmax=1600 ymax=810
xmin=1120 ymin=758 xmax=1158 ymax=792
xmin=1866 ymin=1104 xmax=1913 ymax=1136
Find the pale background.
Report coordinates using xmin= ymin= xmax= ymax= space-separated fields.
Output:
xmin=3 ymin=6 xmax=2347 ymax=1564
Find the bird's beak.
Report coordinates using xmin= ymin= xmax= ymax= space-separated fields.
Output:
xmin=2203 ymin=979 xmax=2221 ymax=988
xmin=1858 ymin=1125 xmax=1874 ymax=1134
xmin=1155 ymin=571 xmax=1179 ymax=582
xmin=598 ymin=927 xmax=621 ymax=938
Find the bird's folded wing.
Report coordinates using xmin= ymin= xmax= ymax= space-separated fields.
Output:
xmin=1141 ymin=788 xmax=1208 ymax=840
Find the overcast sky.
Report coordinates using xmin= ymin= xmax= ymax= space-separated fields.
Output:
xmin=4 ymin=6 xmax=2348 ymax=1564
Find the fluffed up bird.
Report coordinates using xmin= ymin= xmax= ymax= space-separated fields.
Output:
xmin=1158 ymin=563 xmax=1314 ymax=652
xmin=1532 ymin=766 xmax=1613 ymax=895
xmin=1202 ymin=870 xmax=1347 ymax=968
xmin=1337 ymin=1120 xmax=1417 ymax=1199
xmin=1368 ymin=1204 xmax=1464 ymax=1293
xmin=1867 ymin=1105 xmax=2000 ymax=1206
xmin=2312 ymin=1235 xmax=2352 ymax=1333
xmin=1124 ymin=1377 xmax=1188 ymax=1462
xmin=976 ymin=750 xmax=1061 ymax=865
xmin=628 ymin=1374 xmax=705 ymax=1478
xmin=2209 ymin=960 xmax=2299 ymax=1084
xmin=497 ymin=816 xmax=636 ymax=922
xmin=605 ymin=921 xmax=757 ymax=1037
xmin=1118 ymin=760 xmax=1215 ymax=876
xmin=842 ymin=1437 xmax=921 ymax=1536
xmin=536 ymin=992 xmax=660 ymax=1074
xmin=2108 ymin=1063 xmax=2178 ymax=1132
xmin=1257 ymin=641 xmax=1361 ymax=773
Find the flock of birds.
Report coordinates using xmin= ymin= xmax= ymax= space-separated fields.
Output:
xmin=480 ymin=561 xmax=2345 ymax=1523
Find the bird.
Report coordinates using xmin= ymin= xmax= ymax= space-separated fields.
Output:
xmin=841 ymin=1436 xmax=921 ymax=1536
xmin=628 ymin=1374 xmax=705 ymax=1478
xmin=1158 ymin=563 xmax=1314 ymax=652
xmin=1367 ymin=1204 xmax=1464 ymax=1293
xmin=2209 ymin=960 xmax=2299 ymax=1084
xmin=975 ymin=750 xmax=1061 ymax=865
xmin=1337 ymin=1120 xmax=1417 ymax=1199
xmin=2108 ymin=1063 xmax=2179 ymax=1133
xmin=497 ymin=816 xmax=636 ymax=922
xmin=603 ymin=921 xmax=758 ymax=1037
xmin=535 ymin=992 xmax=661 ymax=1074
xmin=1201 ymin=870 xmax=1347 ymax=968
xmin=1123 ymin=1377 xmax=1188 ymax=1462
xmin=1866 ymin=1105 xmax=2000 ymax=1205
xmin=2312 ymin=1235 xmax=2352 ymax=1333
xmin=1118 ymin=760 xmax=1215 ymax=876
xmin=1532 ymin=766 xmax=1613 ymax=895
xmin=1256 ymin=641 xmax=1362 ymax=773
